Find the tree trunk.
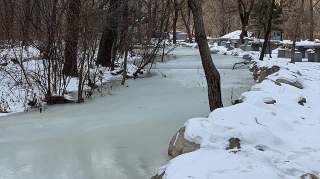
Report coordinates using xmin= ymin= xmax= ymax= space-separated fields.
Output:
xmin=121 ymin=0 xmax=130 ymax=85
xmin=22 ymin=0 xmax=32 ymax=46
xmin=259 ymin=0 xmax=274 ymax=61
xmin=291 ymin=0 xmax=305 ymax=62
xmin=96 ymin=27 xmax=115 ymax=67
xmin=110 ymin=38 xmax=118 ymax=70
xmin=180 ymin=6 xmax=193 ymax=43
xmin=309 ymin=0 xmax=314 ymax=41
xmin=237 ymin=0 xmax=255 ymax=44
xmin=96 ymin=0 xmax=118 ymax=67
xmin=63 ymin=0 xmax=81 ymax=77
xmin=188 ymin=0 xmax=223 ymax=111
xmin=239 ymin=8 xmax=249 ymax=45
xmin=46 ymin=0 xmax=58 ymax=97
xmin=172 ymin=0 xmax=179 ymax=44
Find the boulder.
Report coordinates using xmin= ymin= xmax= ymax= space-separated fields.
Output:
xmin=258 ymin=66 xmax=280 ymax=82
xmin=168 ymin=127 xmax=200 ymax=158
xmin=298 ymin=97 xmax=307 ymax=106
xmin=243 ymin=54 xmax=252 ymax=61
xmin=275 ymin=78 xmax=304 ymax=89
xmin=226 ymin=137 xmax=241 ymax=153
xmin=233 ymin=98 xmax=243 ymax=105
xmin=264 ymin=99 xmax=277 ymax=104
xmin=300 ymin=173 xmax=319 ymax=179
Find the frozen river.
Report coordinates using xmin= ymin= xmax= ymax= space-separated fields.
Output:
xmin=0 ymin=48 xmax=253 ymax=179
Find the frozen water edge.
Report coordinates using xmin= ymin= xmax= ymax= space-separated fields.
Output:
xmin=0 ymin=48 xmax=254 ymax=179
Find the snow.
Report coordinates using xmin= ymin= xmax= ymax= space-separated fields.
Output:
xmin=0 ymin=46 xmax=141 ymax=116
xmin=0 ymin=47 xmax=253 ymax=179
xmin=281 ymin=40 xmax=320 ymax=47
xmin=221 ymin=30 xmax=253 ymax=40
xmin=165 ymin=149 xmax=282 ymax=179
xmin=161 ymin=50 xmax=320 ymax=179
xmin=0 ymin=46 xmax=40 ymax=62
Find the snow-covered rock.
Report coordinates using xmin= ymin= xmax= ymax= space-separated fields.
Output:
xmin=168 ymin=126 xmax=200 ymax=158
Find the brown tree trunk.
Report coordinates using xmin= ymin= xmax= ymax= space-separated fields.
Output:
xmin=237 ymin=0 xmax=255 ymax=44
xmin=180 ymin=6 xmax=193 ymax=43
xmin=188 ymin=0 xmax=223 ymax=111
xmin=121 ymin=0 xmax=130 ymax=85
xmin=291 ymin=0 xmax=305 ymax=63
xmin=96 ymin=0 xmax=118 ymax=67
xmin=22 ymin=0 xmax=32 ymax=46
xmin=96 ymin=27 xmax=115 ymax=67
xmin=110 ymin=38 xmax=118 ymax=70
xmin=259 ymin=0 xmax=274 ymax=61
xmin=46 ymin=0 xmax=59 ymax=97
xmin=240 ymin=24 xmax=248 ymax=44
xmin=309 ymin=0 xmax=314 ymax=41
xmin=172 ymin=0 xmax=179 ymax=44
xmin=63 ymin=0 xmax=81 ymax=77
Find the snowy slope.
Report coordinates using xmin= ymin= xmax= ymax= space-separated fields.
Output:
xmin=221 ymin=30 xmax=253 ymax=40
xmin=161 ymin=52 xmax=320 ymax=179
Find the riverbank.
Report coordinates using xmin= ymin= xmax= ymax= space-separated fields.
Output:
xmin=155 ymin=50 xmax=320 ymax=179
xmin=0 ymin=48 xmax=253 ymax=179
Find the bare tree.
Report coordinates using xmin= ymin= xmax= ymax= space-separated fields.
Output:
xmin=259 ymin=0 xmax=275 ymax=61
xmin=63 ymin=0 xmax=81 ymax=77
xmin=188 ymin=0 xmax=223 ymax=111
xmin=309 ymin=0 xmax=314 ymax=40
xmin=291 ymin=0 xmax=305 ymax=62
xmin=96 ymin=0 xmax=119 ymax=68
xmin=237 ymin=0 xmax=255 ymax=44
xmin=180 ymin=0 xmax=193 ymax=43
xmin=172 ymin=0 xmax=180 ymax=44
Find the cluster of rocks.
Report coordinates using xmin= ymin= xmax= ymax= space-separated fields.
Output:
xmin=250 ymin=63 xmax=304 ymax=90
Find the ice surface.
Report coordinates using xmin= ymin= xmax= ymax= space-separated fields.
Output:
xmin=0 ymin=48 xmax=253 ymax=179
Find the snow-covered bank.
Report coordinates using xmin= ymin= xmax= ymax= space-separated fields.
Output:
xmin=157 ymin=51 xmax=320 ymax=179
xmin=0 ymin=46 xmax=141 ymax=116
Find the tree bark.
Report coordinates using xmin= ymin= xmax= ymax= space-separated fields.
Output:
xmin=46 ymin=0 xmax=59 ymax=97
xmin=96 ymin=27 xmax=115 ymax=67
xmin=22 ymin=0 xmax=32 ymax=46
xmin=188 ymin=0 xmax=223 ymax=111
xmin=309 ymin=0 xmax=314 ymax=41
xmin=172 ymin=0 xmax=179 ymax=44
xmin=259 ymin=0 xmax=274 ymax=61
xmin=291 ymin=0 xmax=305 ymax=63
xmin=63 ymin=0 xmax=81 ymax=77
xmin=237 ymin=0 xmax=255 ymax=44
xmin=180 ymin=6 xmax=193 ymax=43
xmin=96 ymin=0 xmax=118 ymax=67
